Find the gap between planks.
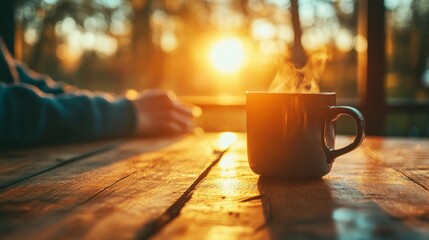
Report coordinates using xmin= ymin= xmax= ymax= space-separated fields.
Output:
xmin=362 ymin=145 xmax=429 ymax=193
xmin=0 ymin=141 xmax=121 ymax=191
xmin=136 ymin=148 xmax=230 ymax=239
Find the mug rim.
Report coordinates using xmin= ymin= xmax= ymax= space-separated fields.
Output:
xmin=246 ymin=91 xmax=335 ymax=95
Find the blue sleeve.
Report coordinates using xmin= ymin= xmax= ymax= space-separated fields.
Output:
xmin=15 ymin=63 xmax=77 ymax=95
xmin=0 ymin=83 xmax=137 ymax=149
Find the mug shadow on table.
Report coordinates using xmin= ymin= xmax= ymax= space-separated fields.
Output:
xmin=257 ymin=177 xmax=337 ymax=239
xmin=257 ymin=177 xmax=426 ymax=240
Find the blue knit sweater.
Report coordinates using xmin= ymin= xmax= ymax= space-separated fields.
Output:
xmin=0 ymin=41 xmax=136 ymax=149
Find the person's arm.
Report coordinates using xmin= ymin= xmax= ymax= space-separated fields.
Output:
xmin=0 ymin=82 xmax=136 ymax=149
xmin=15 ymin=63 xmax=79 ymax=95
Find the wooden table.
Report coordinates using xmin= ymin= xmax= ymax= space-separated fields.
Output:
xmin=1 ymin=133 xmax=428 ymax=239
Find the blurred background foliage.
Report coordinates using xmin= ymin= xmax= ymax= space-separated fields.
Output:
xmin=16 ymin=0 xmax=361 ymax=96
xmin=14 ymin=0 xmax=429 ymax=135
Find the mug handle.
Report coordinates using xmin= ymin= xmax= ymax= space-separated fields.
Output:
xmin=324 ymin=106 xmax=365 ymax=164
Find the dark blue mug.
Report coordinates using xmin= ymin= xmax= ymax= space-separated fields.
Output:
xmin=246 ymin=92 xmax=365 ymax=180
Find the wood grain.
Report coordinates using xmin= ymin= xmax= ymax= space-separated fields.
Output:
xmin=1 ymin=134 xmax=428 ymax=239
xmin=0 ymin=133 xmax=232 ymax=239
xmin=154 ymin=135 xmax=265 ymax=239
xmin=0 ymin=140 xmax=120 ymax=190
xmin=155 ymin=136 xmax=429 ymax=239
xmin=363 ymin=137 xmax=429 ymax=191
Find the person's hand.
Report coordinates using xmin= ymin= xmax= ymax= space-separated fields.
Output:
xmin=130 ymin=89 xmax=200 ymax=136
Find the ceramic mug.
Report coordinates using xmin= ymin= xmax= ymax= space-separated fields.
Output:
xmin=246 ymin=92 xmax=365 ymax=180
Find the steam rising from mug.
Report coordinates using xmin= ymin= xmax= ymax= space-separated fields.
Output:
xmin=268 ymin=51 xmax=329 ymax=93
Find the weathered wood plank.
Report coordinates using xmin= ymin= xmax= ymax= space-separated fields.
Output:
xmin=154 ymin=136 xmax=429 ymax=239
xmin=0 ymin=140 xmax=120 ymax=190
xmin=363 ymin=137 xmax=429 ymax=191
xmin=154 ymin=135 xmax=265 ymax=239
xmin=0 ymin=133 xmax=234 ymax=239
xmin=2 ymin=134 xmax=428 ymax=239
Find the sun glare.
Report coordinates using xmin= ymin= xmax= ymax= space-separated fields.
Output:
xmin=217 ymin=132 xmax=237 ymax=149
xmin=209 ymin=38 xmax=246 ymax=74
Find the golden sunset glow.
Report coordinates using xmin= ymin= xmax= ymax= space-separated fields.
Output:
xmin=355 ymin=34 xmax=368 ymax=53
xmin=209 ymin=38 xmax=246 ymax=74
xmin=125 ymin=89 xmax=139 ymax=100
xmin=217 ymin=132 xmax=237 ymax=149
xmin=219 ymin=153 xmax=238 ymax=177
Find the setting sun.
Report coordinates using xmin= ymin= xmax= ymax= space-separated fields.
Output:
xmin=209 ymin=37 xmax=246 ymax=74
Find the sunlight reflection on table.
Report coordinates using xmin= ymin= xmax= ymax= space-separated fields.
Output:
xmin=216 ymin=132 xmax=238 ymax=150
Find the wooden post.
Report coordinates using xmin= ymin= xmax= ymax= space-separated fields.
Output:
xmin=358 ymin=0 xmax=386 ymax=135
